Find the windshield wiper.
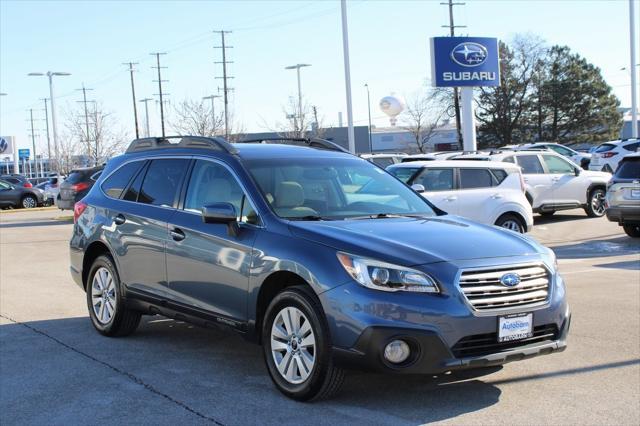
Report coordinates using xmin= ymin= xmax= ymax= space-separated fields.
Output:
xmin=347 ymin=213 xmax=430 ymax=220
xmin=286 ymin=215 xmax=332 ymax=221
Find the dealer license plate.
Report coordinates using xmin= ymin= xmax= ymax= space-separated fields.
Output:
xmin=631 ymin=189 xmax=640 ymax=198
xmin=498 ymin=313 xmax=533 ymax=342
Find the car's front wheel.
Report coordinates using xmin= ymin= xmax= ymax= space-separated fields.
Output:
xmin=87 ymin=255 xmax=141 ymax=337
xmin=623 ymin=224 xmax=640 ymax=238
xmin=495 ymin=213 xmax=525 ymax=233
xmin=262 ymin=286 xmax=344 ymax=401
xmin=21 ymin=195 xmax=37 ymax=209
xmin=585 ymin=188 xmax=606 ymax=217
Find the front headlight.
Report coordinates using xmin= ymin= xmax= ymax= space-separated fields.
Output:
xmin=541 ymin=246 xmax=558 ymax=271
xmin=336 ymin=252 xmax=439 ymax=293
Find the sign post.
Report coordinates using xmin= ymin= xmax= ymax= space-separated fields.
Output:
xmin=430 ymin=37 xmax=500 ymax=151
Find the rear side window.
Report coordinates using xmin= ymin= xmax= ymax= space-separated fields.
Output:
xmin=138 ymin=159 xmax=190 ymax=207
xmin=459 ymin=168 xmax=494 ymax=189
xmin=371 ymin=158 xmax=394 ymax=168
xmin=516 ymin=155 xmax=544 ymax=174
xmin=490 ymin=169 xmax=508 ymax=184
xmin=413 ymin=168 xmax=454 ymax=191
xmin=615 ymin=160 xmax=640 ymax=179
xmin=623 ymin=142 xmax=639 ymax=152
xmin=101 ymin=161 xmax=145 ymax=199
xmin=595 ymin=144 xmax=616 ymax=153
xmin=122 ymin=163 xmax=147 ymax=202
xmin=65 ymin=171 xmax=85 ymax=184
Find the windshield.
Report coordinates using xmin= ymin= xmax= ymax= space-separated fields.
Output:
xmin=245 ymin=157 xmax=436 ymax=220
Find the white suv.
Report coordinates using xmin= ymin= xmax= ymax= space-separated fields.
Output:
xmin=456 ymin=150 xmax=611 ymax=217
xmin=387 ymin=160 xmax=533 ymax=233
xmin=589 ymin=139 xmax=640 ymax=173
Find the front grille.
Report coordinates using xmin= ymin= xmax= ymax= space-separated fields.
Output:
xmin=452 ymin=324 xmax=558 ymax=358
xmin=458 ymin=264 xmax=550 ymax=311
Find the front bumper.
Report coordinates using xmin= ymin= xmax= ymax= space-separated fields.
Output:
xmin=606 ymin=206 xmax=640 ymax=225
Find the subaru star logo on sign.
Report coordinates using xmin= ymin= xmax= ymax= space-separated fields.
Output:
xmin=0 ymin=136 xmax=14 ymax=156
xmin=500 ymin=273 xmax=521 ymax=287
xmin=430 ymin=37 xmax=500 ymax=87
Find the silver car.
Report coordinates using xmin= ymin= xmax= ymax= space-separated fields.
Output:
xmin=606 ymin=153 xmax=640 ymax=237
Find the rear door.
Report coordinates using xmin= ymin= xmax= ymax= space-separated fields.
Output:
xmin=455 ymin=167 xmax=502 ymax=224
xmin=107 ymin=157 xmax=190 ymax=299
xmin=515 ymin=154 xmax=552 ymax=209
xmin=0 ymin=180 xmax=21 ymax=207
xmin=165 ymin=159 xmax=259 ymax=321
xmin=411 ymin=167 xmax=459 ymax=214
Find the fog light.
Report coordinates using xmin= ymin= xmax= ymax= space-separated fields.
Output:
xmin=384 ymin=340 xmax=410 ymax=364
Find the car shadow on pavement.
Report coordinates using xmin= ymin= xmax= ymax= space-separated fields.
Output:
xmin=593 ymin=259 xmax=640 ymax=271
xmin=534 ymin=213 xmax=588 ymax=225
xmin=1 ymin=315 xmax=502 ymax=425
xmin=550 ymin=236 xmax=640 ymax=260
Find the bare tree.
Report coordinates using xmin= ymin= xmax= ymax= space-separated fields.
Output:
xmin=273 ymin=97 xmax=312 ymax=139
xmin=401 ymin=91 xmax=447 ymax=153
xmin=170 ymin=98 xmax=223 ymax=137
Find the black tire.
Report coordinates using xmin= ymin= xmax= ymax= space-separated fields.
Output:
xmin=540 ymin=211 xmax=555 ymax=217
xmin=585 ymin=188 xmax=606 ymax=218
xmin=495 ymin=213 xmax=525 ymax=233
xmin=20 ymin=194 xmax=37 ymax=209
xmin=86 ymin=255 xmax=141 ymax=337
xmin=623 ymin=224 xmax=640 ymax=238
xmin=262 ymin=285 xmax=344 ymax=401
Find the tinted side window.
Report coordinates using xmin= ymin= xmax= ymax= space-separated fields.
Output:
xmin=543 ymin=155 xmax=574 ymax=174
xmin=460 ymin=168 xmax=494 ymax=189
xmin=138 ymin=159 xmax=189 ymax=207
xmin=517 ymin=155 xmax=544 ymax=174
xmin=623 ymin=142 xmax=639 ymax=152
xmin=101 ymin=161 xmax=144 ymax=199
xmin=490 ymin=169 xmax=508 ymax=184
xmin=595 ymin=144 xmax=616 ymax=153
xmin=503 ymin=156 xmax=515 ymax=164
xmin=122 ymin=163 xmax=147 ymax=202
xmin=371 ymin=158 xmax=394 ymax=168
xmin=184 ymin=160 xmax=258 ymax=224
xmin=414 ymin=168 xmax=454 ymax=191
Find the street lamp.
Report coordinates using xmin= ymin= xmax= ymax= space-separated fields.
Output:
xmin=28 ymin=71 xmax=71 ymax=171
xmin=202 ymin=95 xmax=221 ymax=135
xmin=285 ymin=64 xmax=311 ymax=127
xmin=365 ymin=84 xmax=373 ymax=153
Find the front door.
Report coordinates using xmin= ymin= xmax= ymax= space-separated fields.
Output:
xmin=0 ymin=180 xmax=20 ymax=207
xmin=541 ymin=154 xmax=584 ymax=205
xmin=165 ymin=159 xmax=260 ymax=322
xmin=516 ymin=154 xmax=553 ymax=209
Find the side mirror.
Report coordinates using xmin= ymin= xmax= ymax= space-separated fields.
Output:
xmin=574 ymin=168 xmax=581 ymax=176
xmin=202 ymin=202 xmax=239 ymax=237
xmin=411 ymin=184 xmax=426 ymax=193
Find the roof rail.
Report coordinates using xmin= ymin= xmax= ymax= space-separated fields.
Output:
xmin=235 ymin=137 xmax=349 ymax=153
xmin=125 ymin=136 xmax=238 ymax=155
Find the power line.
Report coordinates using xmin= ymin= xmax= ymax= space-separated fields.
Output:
xmin=123 ymin=62 xmax=140 ymax=138
xmin=76 ymin=84 xmax=95 ymax=161
xmin=441 ymin=0 xmax=466 ymax=150
xmin=214 ymin=31 xmax=234 ymax=139
xmin=151 ymin=52 xmax=168 ymax=137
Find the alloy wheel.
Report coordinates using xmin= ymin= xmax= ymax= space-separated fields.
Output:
xmin=91 ymin=267 xmax=116 ymax=324
xmin=501 ymin=219 xmax=522 ymax=232
xmin=591 ymin=191 xmax=606 ymax=216
xmin=22 ymin=196 xmax=36 ymax=208
xmin=270 ymin=306 xmax=316 ymax=384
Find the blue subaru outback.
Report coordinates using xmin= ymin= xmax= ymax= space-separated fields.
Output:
xmin=70 ymin=136 xmax=570 ymax=401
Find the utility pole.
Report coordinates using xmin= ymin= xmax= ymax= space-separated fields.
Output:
xmin=365 ymin=84 xmax=373 ymax=153
xmin=151 ymin=52 xmax=168 ymax=137
xmin=123 ymin=62 xmax=140 ymax=138
xmin=202 ymin=95 xmax=221 ymax=135
xmin=77 ymin=84 xmax=95 ymax=161
xmin=629 ymin=0 xmax=638 ymax=139
xmin=312 ymin=105 xmax=319 ymax=135
xmin=340 ymin=0 xmax=355 ymax=154
xmin=28 ymin=108 xmax=38 ymax=177
xmin=441 ymin=0 xmax=466 ymax=150
xmin=41 ymin=98 xmax=51 ymax=160
xmin=139 ymin=98 xmax=152 ymax=137
xmin=214 ymin=30 xmax=234 ymax=139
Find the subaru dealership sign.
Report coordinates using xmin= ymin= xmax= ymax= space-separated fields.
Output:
xmin=0 ymin=136 xmax=14 ymax=156
xmin=430 ymin=37 xmax=500 ymax=87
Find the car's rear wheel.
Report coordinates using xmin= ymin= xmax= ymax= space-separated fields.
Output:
xmin=262 ymin=286 xmax=344 ymax=401
xmin=495 ymin=213 xmax=525 ymax=233
xmin=623 ymin=224 xmax=640 ymax=238
xmin=585 ymin=188 xmax=606 ymax=217
xmin=21 ymin=195 xmax=37 ymax=209
xmin=87 ymin=255 xmax=141 ymax=337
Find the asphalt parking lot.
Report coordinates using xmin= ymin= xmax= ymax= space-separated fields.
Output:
xmin=1 ymin=208 xmax=638 ymax=425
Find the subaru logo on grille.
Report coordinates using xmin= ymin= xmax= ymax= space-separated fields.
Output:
xmin=451 ymin=42 xmax=488 ymax=67
xmin=500 ymin=273 xmax=521 ymax=287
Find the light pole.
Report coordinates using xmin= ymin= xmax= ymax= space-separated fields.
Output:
xmin=285 ymin=64 xmax=311 ymax=129
xmin=340 ymin=0 xmax=355 ymax=153
xmin=139 ymin=98 xmax=152 ymax=137
xmin=28 ymin=71 xmax=71 ymax=172
xmin=202 ymin=95 xmax=221 ymax=135
xmin=365 ymin=84 xmax=373 ymax=153
xmin=629 ymin=0 xmax=638 ymax=138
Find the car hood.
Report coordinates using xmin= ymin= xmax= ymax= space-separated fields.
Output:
xmin=580 ymin=170 xmax=612 ymax=180
xmin=288 ymin=215 xmax=544 ymax=266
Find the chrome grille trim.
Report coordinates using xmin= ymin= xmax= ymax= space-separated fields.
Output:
xmin=458 ymin=264 xmax=550 ymax=312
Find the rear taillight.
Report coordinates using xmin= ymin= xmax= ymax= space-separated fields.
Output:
xmin=73 ymin=201 xmax=88 ymax=223
xmin=51 ymin=183 xmax=58 ymax=188
xmin=72 ymin=182 xmax=90 ymax=192
xmin=518 ymin=172 xmax=526 ymax=193
xmin=602 ymin=152 xmax=617 ymax=158
xmin=23 ymin=182 xmax=33 ymax=188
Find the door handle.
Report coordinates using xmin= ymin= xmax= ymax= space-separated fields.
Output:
xmin=445 ymin=196 xmax=458 ymax=202
xmin=170 ymin=227 xmax=186 ymax=242
xmin=523 ymin=178 xmax=529 ymax=183
xmin=114 ymin=214 xmax=126 ymax=225
xmin=552 ymin=177 xmax=560 ymax=182
xmin=491 ymin=193 xmax=503 ymax=199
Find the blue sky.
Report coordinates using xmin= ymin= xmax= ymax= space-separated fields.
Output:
xmin=0 ymin=0 xmax=636 ymax=152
